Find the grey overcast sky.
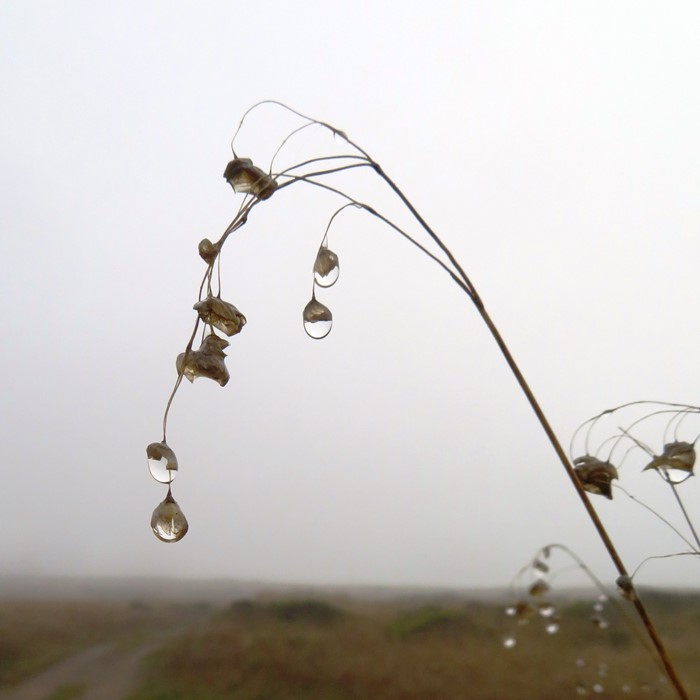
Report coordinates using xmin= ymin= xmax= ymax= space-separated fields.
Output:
xmin=2 ymin=1 xmax=700 ymax=591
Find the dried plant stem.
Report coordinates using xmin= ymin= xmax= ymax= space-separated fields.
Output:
xmin=668 ymin=481 xmax=700 ymax=552
xmin=225 ymin=101 xmax=689 ymax=697
xmin=372 ymin=169 xmax=689 ymax=700
xmin=478 ymin=307 xmax=688 ymax=699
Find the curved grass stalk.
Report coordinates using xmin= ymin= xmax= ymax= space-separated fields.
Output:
xmin=162 ymin=101 xmax=691 ymax=698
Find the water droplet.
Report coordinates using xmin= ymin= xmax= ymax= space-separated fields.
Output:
xmin=313 ymin=247 xmax=340 ymax=287
xmin=545 ymin=621 xmax=559 ymax=634
xmin=151 ymin=489 xmax=189 ymax=543
xmin=303 ymin=298 xmax=332 ymax=339
xmin=575 ymin=683 xmax=589 ymax=696
xmin=146 ymin=442 xmax=178 ymax=484
xmin=597 ymin=593 xmax=608 ymax=603
xmin=593 ymin=602 xmax=605 ymax=612
xmin=538 ymin=603 xmax=556 ymax=618
xmin=575 ymin=658 xmax=586 ymax=669
xmin=592 ymin=683 xmax=604 ymax=694
xmin=591 ymin=615 xmax=609 ymax=630
xmin=621 ymin=684 xmax=631 ymax=694
xmin=504 ymin=606 xmax=516 ymax=617
xmin=502 ymin=635 xmax=516 ymax=649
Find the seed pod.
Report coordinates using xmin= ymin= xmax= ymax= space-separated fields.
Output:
xmin=223 ymin=158 xmax=277 ymax=200
xmin=573 ymin=456 xmax=618 ymax=499
xmin=194 ymin=296 xmax=247 ymax=336
xmin=176 ymin=334 xmax=230 ymax=386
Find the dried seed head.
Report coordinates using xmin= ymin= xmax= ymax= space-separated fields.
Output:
xmin=528 ymin=579 xmax=550 ymax=597
xmin=194 ymin=296 xmax=247 ymax=336
xmin=198 ymin=238 xmax=219 ymax=266
xmin=176 ymin=334 xmax=230 ymax=386
xmin=514 ymin=600 xmax=536 ymax=624
xmin=533 ymin=559 xmax=550 ymax=574
xmin=644 ymin=441 xmax=696 ymax=476
xmin=223 ymin=157 xmax=278 ymax=200
xmin=573 ymin=456 xmax=619 ymax=499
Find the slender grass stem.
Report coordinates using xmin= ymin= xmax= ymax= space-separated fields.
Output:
xmin=197 ymin=101 xmax=691 ymax=698
xmin=668 ymin=480 xmax=700 ymax=552
xmin=365 ymin=167 xmax=690 ymax=700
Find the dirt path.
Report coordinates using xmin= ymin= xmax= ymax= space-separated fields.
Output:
xmin=0 ymin=635 xmax=169 ymax=700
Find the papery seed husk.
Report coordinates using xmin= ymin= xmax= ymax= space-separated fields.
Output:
xmin=644 ymin=441 xmax=696 ymax=474
xmin=176 ymin=335 xmax=230 ymax=386
xmin=314 ymin=247 xmax=339 ymax=277
xmin=303 ymin=298 xmax=332 ymax=323
xmin=223 ymin=158 xmax=278 ymax=200
xmin=194 ymin=296 xmax=247 ymax=336
xmin=573 ymin=456 xmax=618 ymax=499
xmin=198 ymin=238 xmax=219 ymax=265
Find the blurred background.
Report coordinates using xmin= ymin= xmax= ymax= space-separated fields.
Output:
xmin=2 ymin=0 xmax=700 ymax=597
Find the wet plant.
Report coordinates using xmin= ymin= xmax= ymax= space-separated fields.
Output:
xmin=503 ymin=544 xmax=671 ymax=695
xmin=148 ymin=101 xmax=690 ymax=698
xmin=571 ymin=401 xmax=700 ymax=588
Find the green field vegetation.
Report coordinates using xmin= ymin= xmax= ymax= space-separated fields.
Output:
xmin=0 ymin=600 xmax=200 ymax=689
xmin=126 ymin=593 xmax=700 ymax=700
xmin=2 ymin=593 xmax=699 ymax=699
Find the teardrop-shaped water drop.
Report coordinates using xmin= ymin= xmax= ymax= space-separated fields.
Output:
xmin=313 ymin=247 xmax=340 ymax=288
xmin=151 ymin=489 xmax=188 ymax=543
xmin=303 ymin=298 xmax=332 ymax=339
xmin=146 ymin=442 xmax=178 ymax=484
xmin=545 ymin=621 xmax=560 ymax=634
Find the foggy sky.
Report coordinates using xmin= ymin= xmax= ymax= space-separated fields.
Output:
xmin=2 ymin=1 xmax=700 ymax=591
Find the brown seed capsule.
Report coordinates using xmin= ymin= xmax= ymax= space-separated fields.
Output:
xmin=644 ymin=441 xmax=696 ymax=476
xmin=194 ymin=296 xmax=247 ymax=336
xmin=198 ymin=238 xmax=219 ymax=265
xmin=223 ymin=158 xmax=278 ymax=200
xmin=573 ymin=456 xmax=619 ymax=499
xmin=176 ymin=334 xmax=230 ymax=386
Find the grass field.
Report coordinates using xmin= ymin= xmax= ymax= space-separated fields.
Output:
xmin=2 ymin=591 xmax=699 ymax=699
xmin=128 ymin=593 xmax=700 ymax=700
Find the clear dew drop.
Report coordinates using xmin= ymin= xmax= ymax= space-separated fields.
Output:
xmin=148 ymin=456 xmax=177 ymax=484
xmin=591 ymin=615 xmax=609 ymax=630
xmin=504 ymin=606 xmax=516 ymax=617
xmin=146 ymin=442 xmax=178 ymax=484
xmin=621 ymin=684 xmax=632 ymax=694
xmin=151 ymin=490 xmax=189 ymax=543
xmin=502 ymin=635 xmax=516 ymax=649
xmin=593 ymin=602 xmax=605 ymax=613
xmin=303 ymin=298 xmax=333 ymax=340
xmin=592 ymin=683 xmax=604 ymax=694
xmin=313 ymin=247 xmax=340 ymax=288
xmin=575 ymin=684 xmax=589 ymax=696
xmin=575 ymin=658 xmax=586 ymax=669
xmin=545 ymin=621 xmax=560 ymax=635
